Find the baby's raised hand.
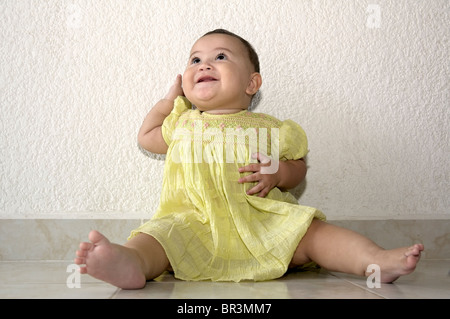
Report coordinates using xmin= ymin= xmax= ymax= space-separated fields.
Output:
xmin=238 ymin=153 xmax=280 ymax=198
xmin=164 ymin=74 xmax=184 ymax=101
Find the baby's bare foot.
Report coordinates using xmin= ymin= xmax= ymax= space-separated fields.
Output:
xmin=368 ymin=244 xmax=424 ymax=283
xmin=75 ymin=230 xmax=146 ymax=289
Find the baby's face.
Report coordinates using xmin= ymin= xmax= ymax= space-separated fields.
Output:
xmin=183 ymin=34 xmax=258 ymax=113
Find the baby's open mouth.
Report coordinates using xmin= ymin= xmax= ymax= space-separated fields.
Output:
xmin=197 ymin=76 xmax=218 ymax=83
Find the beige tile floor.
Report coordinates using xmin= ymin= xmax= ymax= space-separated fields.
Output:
xmin=0 ymin=259 xmax=448 ymax=299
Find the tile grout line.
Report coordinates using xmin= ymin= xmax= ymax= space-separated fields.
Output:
xmin=326 ymin=271 xmax=388 ymax=299
xmin=109 ymin=287 xmax=122 ymax=299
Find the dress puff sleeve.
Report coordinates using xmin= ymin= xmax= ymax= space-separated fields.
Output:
xmin=161 ymin=96 xmax=191 ymax=146
xmin=279 ymin=119 xmax=309 ymax=160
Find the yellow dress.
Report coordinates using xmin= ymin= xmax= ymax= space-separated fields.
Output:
xmin=129 ymin=96 xmax=326 ymax=282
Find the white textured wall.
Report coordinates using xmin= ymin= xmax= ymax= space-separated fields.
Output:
xmin=1 ymin=0 xmax=448 ymax=220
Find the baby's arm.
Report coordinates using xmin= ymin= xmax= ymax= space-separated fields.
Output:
xmin=138 ymin=75 xmax=183 ymax=154
xmin=276 ymin=158 xmax=307 ymax=189
xmin=238 ymin=154 xmax=307 ymax=197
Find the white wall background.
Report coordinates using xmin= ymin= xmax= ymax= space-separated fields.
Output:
xmin=1 ymin=0 xmax=448 ymax=220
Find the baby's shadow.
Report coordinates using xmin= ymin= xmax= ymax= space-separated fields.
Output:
xmin=248 ymin=90 xmax=262 ymax=112
xmin=289 ymin=181 xmax=307 ymax=201
xmin=138 ymin=143 xmax=166 ymax=161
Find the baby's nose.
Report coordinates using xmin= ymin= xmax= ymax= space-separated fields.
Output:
xmin=199 ymin=62 xmax=212 ymax=71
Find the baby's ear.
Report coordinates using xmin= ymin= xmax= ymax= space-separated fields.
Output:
xmin=246 ymin=72 xmax=262 ymax=96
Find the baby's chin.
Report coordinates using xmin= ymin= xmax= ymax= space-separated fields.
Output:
xmin=183 ymin=94 xmax=209 ymax=109
xmin=186 ymin=98 xmax=215 ymax=111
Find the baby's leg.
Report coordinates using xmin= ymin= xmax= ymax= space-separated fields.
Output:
xmin=291 ymin=219 xmax=424 ymax=283
xmin=75 ymin=230 xmax=169 ymax=289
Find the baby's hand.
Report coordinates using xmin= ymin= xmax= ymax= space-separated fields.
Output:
xmin=238 ymin=153 xmax=280 ymax=197
xmin=164 ymin=74 xmax=184 ymax=101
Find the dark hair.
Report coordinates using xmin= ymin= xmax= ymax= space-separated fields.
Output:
xmin=202 ymin=29 xmax=260 ymax=73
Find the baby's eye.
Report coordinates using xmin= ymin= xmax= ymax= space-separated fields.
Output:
xmin=216 ymin=53 xmax=227 ymax=61
xmin=191 ymin=57 xmax=201 ymax=64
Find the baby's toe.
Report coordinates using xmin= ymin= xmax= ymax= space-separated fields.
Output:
xmin=79 ymin=242 xmax=92 ymax=250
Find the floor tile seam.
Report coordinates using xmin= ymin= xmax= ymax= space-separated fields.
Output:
xmin=422 ymin=258 xmax=450 ymax=261
xmin=0 ymin=284 xmax=121 ymax=299
xmin=110 ymin=288 xmax=122 ymax=299
xmin=326 ymin=272 xmax=388 ymax=299
xmin=1 ymin=258 xmax=449 ymax=262
xmin=0 ymin=282 xmax=115 ymax=286
xmin=0 ymin=260 xmax=74 ymax=264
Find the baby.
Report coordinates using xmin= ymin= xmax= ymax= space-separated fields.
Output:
xmin=75 ymin=29 xmax=424 ymax=289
